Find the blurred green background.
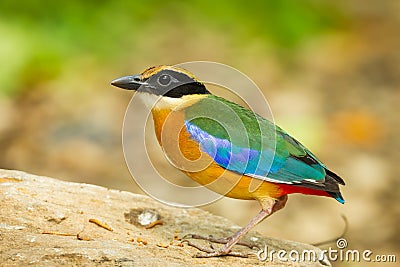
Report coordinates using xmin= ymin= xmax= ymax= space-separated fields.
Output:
xmin=0 ymin=1 xmax=399 ymax=265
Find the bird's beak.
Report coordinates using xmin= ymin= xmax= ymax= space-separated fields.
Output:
xmin=110 ymin=75 xmax=147 ymax=90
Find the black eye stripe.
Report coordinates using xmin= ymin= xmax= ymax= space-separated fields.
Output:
xmin=142 ymin=69 xmax=210 ymax=98
xmin=158 ymin=70 xmax=194 ymax=83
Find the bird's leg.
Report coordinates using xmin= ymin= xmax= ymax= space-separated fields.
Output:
xmin=185 ymin=195 xmax=288 ymax=258
xmin=193 ymin=209 xmax=270 ymax=258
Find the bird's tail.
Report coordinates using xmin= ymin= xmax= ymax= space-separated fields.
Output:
xmin=325 ymin=169 xmax=345 ymax=204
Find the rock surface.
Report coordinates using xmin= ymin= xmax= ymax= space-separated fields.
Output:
xmin=0 ymin=169 xmax=330 ymax=266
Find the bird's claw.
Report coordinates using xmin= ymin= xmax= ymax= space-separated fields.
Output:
xmin=183 ymin=239 xmax=249 ymax=258
xmin=195 ymin=250 xmax=249 ymax=258
xmin=181 ymin=234 xmax=257 ymax=258
xmin=182 ymin=233 xmax=259 ymax=250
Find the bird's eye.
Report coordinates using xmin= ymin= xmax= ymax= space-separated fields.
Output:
xmin=158 ymin=74 xmax=172 ymax=86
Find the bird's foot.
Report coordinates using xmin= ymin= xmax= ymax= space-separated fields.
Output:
xmin=182 ymin=234 xmax=258 ymax=258
xmin=182 ymin=234 xmax=258 ymax=249
xmin=183 ymin=238 xmax=250 ymax=258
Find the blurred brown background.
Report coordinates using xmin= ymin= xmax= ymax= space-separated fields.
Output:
xmin=0 ymin=1 xmax=399 ymax=265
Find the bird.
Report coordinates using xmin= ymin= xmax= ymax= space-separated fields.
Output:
xmin=111 ymin=65 xmax=345 ymax=258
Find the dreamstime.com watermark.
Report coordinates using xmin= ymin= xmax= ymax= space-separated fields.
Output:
xmin=256 ymin=238 xmax=397 ymax=263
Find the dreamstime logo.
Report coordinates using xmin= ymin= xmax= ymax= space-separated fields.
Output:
xmin=336 ymin=238 xmax=347 ymax=249
xmin=257 ymin=238 xmax=397 ymax=263
xmin=122 ymin=61 xmax=275 ymax=207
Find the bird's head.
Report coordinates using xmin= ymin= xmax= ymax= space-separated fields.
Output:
xmin=111 ymin=65 xmax=210 ymax=98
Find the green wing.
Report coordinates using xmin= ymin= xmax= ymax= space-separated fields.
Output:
xmin=184 ymin=95 xmax=330 ymax=184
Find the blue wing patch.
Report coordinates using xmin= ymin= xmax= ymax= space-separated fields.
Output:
xmin=184 ymin=120 xmax=326 ymax=184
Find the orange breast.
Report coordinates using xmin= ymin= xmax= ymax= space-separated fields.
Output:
xmin=151 ymin=108 xmax=284 ymax=202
